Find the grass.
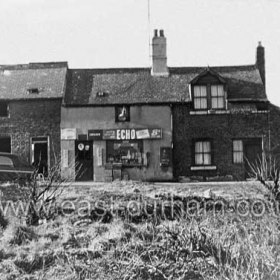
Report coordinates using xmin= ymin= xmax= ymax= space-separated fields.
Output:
xmin=0 ymin=180 xmax=279 ymax=279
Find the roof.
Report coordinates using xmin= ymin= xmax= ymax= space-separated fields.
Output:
xmin=0 ymin=62 xmax=67 ymax=100
xmin=64 ymin=64 xmax=267 ymax=106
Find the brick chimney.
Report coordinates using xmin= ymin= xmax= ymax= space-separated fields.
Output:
xmin=151 ymin=29 xmax=169 ymax=76
xmin=256 ymin=41 xmax=265 ymax=86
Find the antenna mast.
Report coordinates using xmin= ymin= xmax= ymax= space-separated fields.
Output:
xmin=148 ymin=0 xmax=151 ymax=65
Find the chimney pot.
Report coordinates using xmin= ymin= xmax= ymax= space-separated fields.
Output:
xmin=151 ymin=29 xmax=169 ymax=76
xmin=256 ymin=41 xmax=265 ymax=86
xmin=154 ymin=29 xmax=158 ymax=37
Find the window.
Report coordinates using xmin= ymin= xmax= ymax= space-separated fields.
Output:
xmin=193 ymin=86 xmax=207 ymax=110
xmin=115 ymin=106 xmax=130 ymax=122
xmin=194 ymin=140 xmax=211 ymax=165
xmin=233 ymin=140 xmax=243 ymax=163
xmin=193 ymin=84 xmax=225 ymax=110
xmin=0 ymin=102 xmax=8 ymax=117
xmin=106 ymin=140 xmax=143 ymax=166
xmin=0 ymin=156 xmax=13 ymax=167
xmin=27 ymin=88 xmax=39 ymax=94
xmin=211 ymin=85 xmax=225 ymax=109
xmin=0 ymin=136 xmax=11 ymax=153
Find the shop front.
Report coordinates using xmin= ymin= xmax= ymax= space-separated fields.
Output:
xmin=88 ymin=128 xmax=172 ymax=181
xmin=60 ymin=125 xmax=173 ymax=182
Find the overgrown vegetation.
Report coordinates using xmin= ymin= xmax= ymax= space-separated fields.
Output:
xmin=247 ymin=154 xmax=280 ymax=200
xmin=22 ymin=158 xmax=76 ymax=226
xmin=0 ymin=178 xmax=280 ymax=280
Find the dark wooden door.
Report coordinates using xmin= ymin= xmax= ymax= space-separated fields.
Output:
xmin=75 ymin=141 xmax=93 ymax=181
xmin=244 ymin=139 xmax=262 ymax=178
xmin=34 ymin=142 xmax=48 ymax=176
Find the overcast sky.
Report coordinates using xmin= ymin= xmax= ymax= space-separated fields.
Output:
xmin=0 ymin=0 xmax=279 ymax=105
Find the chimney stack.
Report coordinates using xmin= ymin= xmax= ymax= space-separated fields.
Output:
xmin=256 ymin=41 xmax=265 ymax=86
xmin=151 ymin=29 xmax=169 ymax=76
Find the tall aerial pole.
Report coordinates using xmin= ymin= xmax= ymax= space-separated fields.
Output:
xmin=148 ymin=0 xmax=151 ymax=65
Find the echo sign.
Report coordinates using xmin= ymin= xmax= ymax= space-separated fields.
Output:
xmin=116 ymin=129 xmax=136 ymax=140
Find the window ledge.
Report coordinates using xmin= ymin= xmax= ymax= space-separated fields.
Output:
xmin=190 ymin=110 xmax=229 ymax=115
xmin=191 ymin=165 xmax=217 ymax=171
xmin=251 ymin=110 xmax=269 ymax=114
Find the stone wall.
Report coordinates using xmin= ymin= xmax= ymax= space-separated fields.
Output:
xmin=0 ymin=99 xmax=62 ymax=167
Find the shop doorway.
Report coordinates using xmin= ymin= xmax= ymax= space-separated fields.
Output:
xmin=31 ymin=137 xmax=49 ymax=176
xmin=75 ymin=141 xmax=93 ymax=181
xmin=244 ymin=138 xmax=262 ymax=178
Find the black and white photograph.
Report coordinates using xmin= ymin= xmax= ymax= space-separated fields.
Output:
xmin=0 ymin=0 xmax=280 ymax=279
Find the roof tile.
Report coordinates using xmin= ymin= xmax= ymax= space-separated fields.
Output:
xmin=64 ymin=65 xmax=266 ymax=105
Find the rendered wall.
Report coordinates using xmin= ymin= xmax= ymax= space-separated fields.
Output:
xmin=61 ymin=105 xmax=173 ymax=181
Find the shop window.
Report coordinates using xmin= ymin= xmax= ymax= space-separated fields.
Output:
xmin=233 ymin=140 xmax=243 ymax=163
xmin=194 ymin=140 xmax=212 ymax=165
xmin=0 ymin=102 xmax=9 ymax=117
xmin=106 ymin=140 xmax=143 ymax=166
xmin=115 ymin=106 xmax=130 ymax=122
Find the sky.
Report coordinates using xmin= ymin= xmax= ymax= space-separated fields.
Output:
xmin=0 ymin=0 xmax=280 ymax=105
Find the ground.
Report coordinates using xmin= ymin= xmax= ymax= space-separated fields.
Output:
xmin=0 ymin=180 xmax=279 ymax=280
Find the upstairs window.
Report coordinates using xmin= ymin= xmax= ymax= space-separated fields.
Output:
xmin=233 ymin=140 xmax=243 ymax=163
xmin=0 ymin=102 xmax=9 ymax=117
xmin=211 ymin=85 xmax=225 ymax=109
xmin=193 ymin=86 xmax=207 ymax=110
xmin=115 ymin=106 xmax=130 ymax=122
xmin=193 ymin=84 xmax=225 ymax=110
xmin=194 ymin=140 xmax=212 ymax=165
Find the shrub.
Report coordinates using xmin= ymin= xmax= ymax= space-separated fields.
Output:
xmin=1 ymin=224 xmax=37 ymax=246
xmin=0 ymin=210 xmax=8 ymax=229
xmin=23 ymin=158 xmax=77 ymax=226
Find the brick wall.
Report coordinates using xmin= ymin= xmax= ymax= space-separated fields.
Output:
xmin=268 ymin=103 xmax=280 ymax=164
xmin=0 ymin=99 xmax=61 ymax=167
xmin=173 ymin=104 xmax=269 ymax=180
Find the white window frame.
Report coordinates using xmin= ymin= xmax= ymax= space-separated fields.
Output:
xmin=194 ymin=140 xmax=212 ymax=166
xmin=211 ymin=85 xmax=225 ymax=109
xmin=233 ymin=140 xmax=243 ymax=164
xmin=193 ymin=86 xmax=207 ymax=110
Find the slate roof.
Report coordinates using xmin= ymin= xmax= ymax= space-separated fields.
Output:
xmin=0 ymin=62 xmax=67 ymax=100
xmin=64 ymin=64 xmax=267 ymax=106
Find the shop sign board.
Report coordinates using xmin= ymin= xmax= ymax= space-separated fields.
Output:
xmin=61 ymin=128 xmax=77 ymax=140
xmin=99 ymin=128 xmax=162 ymax=140
xmin=88 ymin=130 xmax=103 ymax=140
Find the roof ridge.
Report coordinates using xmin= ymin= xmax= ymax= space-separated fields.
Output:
xmin=0 ymin=62 xmax=68 ymax=70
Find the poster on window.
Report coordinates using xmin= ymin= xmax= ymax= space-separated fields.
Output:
xmin=136 ymin=129 xmax=150 ymax=139
xmin=160 ymin=147 xmax=172 ymax=167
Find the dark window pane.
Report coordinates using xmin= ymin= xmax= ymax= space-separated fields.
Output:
xmin=0 ymin=137 xmax=11 ymax=153
xmin=0 ymin=102 xmax=8 ymax=117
